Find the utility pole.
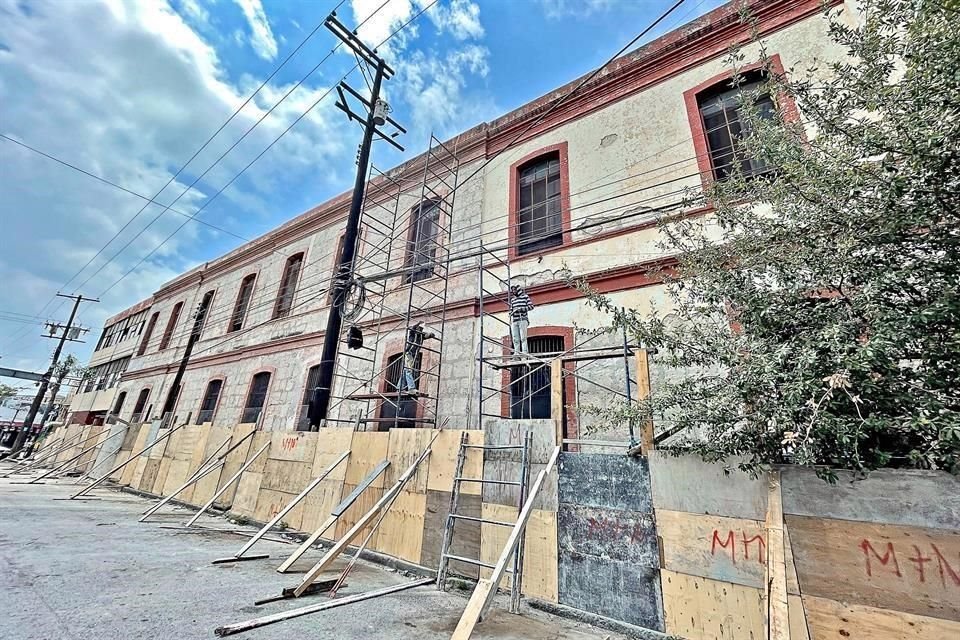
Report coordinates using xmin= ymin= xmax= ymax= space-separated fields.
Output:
xmin=160 ymin=289 xmax=212 ymax=425
xmin=309 ymin=13 xmax=405 ymax=430
xmin=10 ymin=293 xmax=96 ymax=454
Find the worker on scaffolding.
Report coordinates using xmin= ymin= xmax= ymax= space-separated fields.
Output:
xmin=509 ymin=284 xmax=534 ymax=357
xmin=401 ymin=321 xmax=435 ymax=392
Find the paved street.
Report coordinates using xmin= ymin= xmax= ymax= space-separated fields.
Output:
xmin=0 ymin=470 xmax=626 ymax=640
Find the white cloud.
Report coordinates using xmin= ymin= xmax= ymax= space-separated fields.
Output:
xmin=537 ymin=0 xmax=615 ymax=19
xmin=231 ymin=0 xmax=278 ymax=60
xmin=0 ymin=0 xmax=342 ymax=370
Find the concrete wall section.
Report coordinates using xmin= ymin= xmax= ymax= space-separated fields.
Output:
xmin=556 ymin=452 xmax=663 ymax=631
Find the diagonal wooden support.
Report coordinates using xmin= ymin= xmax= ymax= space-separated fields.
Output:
xmin=450 ymin=446 xmax=561 ymax=640
xmin=213 ymin=450 xmax=351 ymax=564
xmin=30 ymin=428 xmax=124 ymax=483
xmin=276 ymin=459 xmax=390 ymax=573
xmin=139 ymin=431 xmax=253 ymax=521
xmin=71 ymin=422 xmax=188 ymax=499
xmin=3 ymin=428 xmax=98 ymax=477
xmin=288 ymin=431 xmax=440 ymax=598
xmin=184 ymin=441 xmax=271 ymax=528
xmin=766 ymin=470 xmax=791 ymax=640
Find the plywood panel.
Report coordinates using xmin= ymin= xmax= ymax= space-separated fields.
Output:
xmin=269 ymin=431 xmax=317 ymax=463
xmin=421 ymin=490 xmax=480 ymax=579
xmin=343 ymin=432 xmax=389 ymax=488
xmin=657 ymin=509 xmax=766 ymax=588
xmin=384 ymin=428 xmax=434 ymax=494
xmin=254 ymin=488 xmax=305 ymax=530
xmin=147 ymin=428 xmax=170 ymax=460
xmin=300 ymin=431 xmax=353 ymax=534
xmin=334 ymin=481 xmax=385 ymax=542
xmin=788 ymin=595 xmax=810 ymax=640
xmin=660 ymin=569 xmax=765 ymax=640
xmin=480 ymin=503 xmax=558 ymax=603
xmin=804 ymin=594 xmax=960 ymax=639
xmin=215 ymin=426 xmax=260 ymax=506
xmin=161 ymin=459 xmax=193 ymax=500
xmin=137 ymin=458 xmax=161 ymax=494
xmin=261 ymin=459 xmax=312 ymax=493
xmin=648 ymin=452 xmax=767 ymax=520
xmin=153 ymin=457 xmax=172 ymax=496
xmin=782 ymin=467 xmax=960 ymax=531
xmin=786 ymin=514 xmax=960 ymax=621
xmin=426 ymin=429 xmax=483 ymax=495
xmin=108 ymin=450 xmax=131 ymax=481
xmin=374 ymin=489 xmax=427 ymax=563
xmin=120 ymin=426 xmax=151 ymax=486
xmin=231 ymin=470 xmax=263 ymax=519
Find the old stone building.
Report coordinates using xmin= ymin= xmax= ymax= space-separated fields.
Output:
xmin=67 ymin=0 xmax=855 ymax=443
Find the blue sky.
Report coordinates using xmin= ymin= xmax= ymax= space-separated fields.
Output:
xmin=0 ymin=0 xmax=725 ymax=387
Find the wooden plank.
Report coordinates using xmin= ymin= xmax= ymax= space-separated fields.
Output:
xmin=277 ymin=461 xmax=390 ymax=574
xmin=191 ymin=426 xmax=233 ymax=506
xmin=786 ymin=514 xmax=960 ymax=621
xmin=803 ymin=594 xmax=960 ymax=639
xmin=479 ymin=503 xmax=559 ymax=603
xmin=216 ymin=426 xmax=260 ymax=506
xmin=634 ymin=349 xmax=654 ymax=452
xmin=343 ymin=431 xmax=390 ymax=487
xmin=766 ymin=471 xmax=790 ymax=640
xmin=261 ymin=459 xmax=313 ymax=493
xmin=550 ymin=359 xmax=563 ymax=446
xmin=451 ymin=446 xmax=561 ymax=639
xmin=120 ymin=425 xmax=151 ymax=486
xmin=185 ymin=442 xmax=270 ymax=527
xmin=647 ymin=452 xmax=767 ymax=520
xmin=291 ymin=434 xmax=438 ymax=597
xmin=137 ymin=458 xmax=161 ymax=494
xmin=422 ymin=490 xmax=480 ymax=578
xmin=787 ymin=595 xmax=810 ymax=640
xmin=215 ymin=578 xmax=433 ymax=637
xmin=108 ymin=450 xmax=131 ymax=481
xmin=660 ymin=569 xmax=765 ymax=640
xmin=301 ymin=431 xmax=352 ymax=534
xmin=781 ymin=466 xmax=960 ymax=531
xmin=372 ymin=489 xmax=426 ymax=563
xmin=426 ymin=429 xmax=483 ymax=495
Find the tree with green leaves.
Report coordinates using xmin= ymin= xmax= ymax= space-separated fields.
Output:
xmin=38 ymin=354 xmax=85 ymax=427
xmin=585 ymin=0 xmax=960 ymax=478
xmin=0 ymin=384 xmax=17 ymax=408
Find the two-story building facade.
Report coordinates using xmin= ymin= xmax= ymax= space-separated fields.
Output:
xmin=72 ymin=0 xmax=855 ymax=442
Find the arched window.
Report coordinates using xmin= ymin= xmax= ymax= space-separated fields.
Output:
xmin=298 ymin=365 xmax=322 ymax=430
xmin=158 ymin=302 xmax=183 ymax=350
xmin=274 ymin=253 xmax=304 ymax=318
xmin=131 ymin=388 xmax=150 ymax=424
xmin=242 ymin=372 xmax=271 ymax=424
xmin=137 ymin=312 xmax=159 ymax=356
xmin=695 ymin=72 xmax=774 ymax=181
xmin=377 ymin=352 xmax=421 ymax=430
xmin=405 ymin=199 xmax=441 ymax=282
xmin=508 ymin=335 xmax=563 ymax=419
xmin=196 ymin=379 xmax=224 ymax=424
xmin=229 ymin=274 xmax=256 ymax=332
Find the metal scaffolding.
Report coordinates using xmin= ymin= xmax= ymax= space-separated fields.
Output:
xmin=326 ymin=134 xmax=460 ymax=430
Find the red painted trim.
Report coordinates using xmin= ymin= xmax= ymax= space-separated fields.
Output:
xmin=683 ymin=54 xmax=797 ymax=190
xmin=227 ymin=272 xmax=258 ymax=334
xmin=499 ymin=325 xmax=578 ymax=440
xmin=373 ymin=338 xmax=430 ymax=430
xmin=158 ymin=301 xmax=184 ymax=351
xmin=242 ymin=367 xmax=276 ymax=427
xmin=272 ymin=251 xmax=307 ymax=319
xmin=507 ymin=142 xmax=572 ymax=261
xmin=196 ymin=373 xmax=228 ymax=425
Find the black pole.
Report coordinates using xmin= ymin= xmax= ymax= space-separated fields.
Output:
xmin=11 ymin=294 xmax=85 ymax=454
xmin=160 ymin=290 xmax=212 ymax=422
xmin=310 ymin=60 xmax=386 ymax=430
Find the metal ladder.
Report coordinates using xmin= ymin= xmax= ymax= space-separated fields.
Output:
xmin=437 ymin=430 xmax=533 ymax=614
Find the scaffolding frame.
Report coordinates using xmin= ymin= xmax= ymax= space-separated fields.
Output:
xmin=326 ymin=134 xmax=460 ymax=431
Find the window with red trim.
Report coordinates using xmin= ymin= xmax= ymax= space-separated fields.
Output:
xmin=516 ymin=153 xmax=563 ymax=255
xmin=405 ymin=199 xmax=442 ymax=283
xmin=158 ymin=302 xmax=183 ymax=350
xmin=242 ymin=372 xmax=271 ymax=424
xmin=229 ymin=274 xmax=256 ymax=333
xmin=137 ymin=312 xmax=159 ymax=356
xmin=377 ymin=351 xmax=421 ymax=430
xmin=696 ymin=71 xmax=775 ymax=181
xmin=273 ymin=253 xmax=304 ymax=318
xmin=196 ymin=379 xmax=224 ymax=424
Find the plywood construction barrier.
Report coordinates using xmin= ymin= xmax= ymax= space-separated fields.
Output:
xmin=647 ymin=452 xmax=960 ymax=640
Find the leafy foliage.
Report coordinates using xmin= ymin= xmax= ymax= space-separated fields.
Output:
xmin=585 ymin=1 xmax=960 ymax=477
xmin=0 ymin=384 xmax=17 ymax=407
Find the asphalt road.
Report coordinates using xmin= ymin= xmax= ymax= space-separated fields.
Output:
xmin=0 ymin=468 xmax=626 ymax=640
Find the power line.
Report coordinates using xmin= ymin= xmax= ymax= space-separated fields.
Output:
xmin=0 ymin=2 xmax=346 ymax=352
